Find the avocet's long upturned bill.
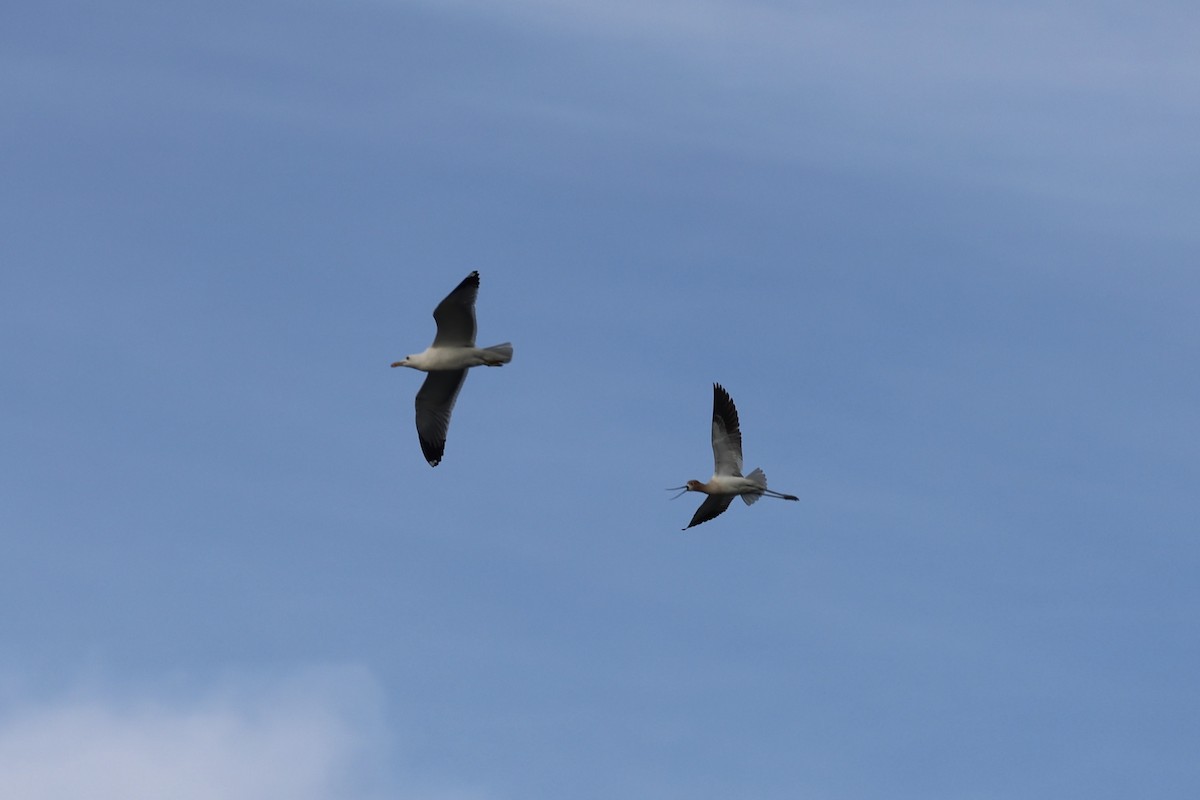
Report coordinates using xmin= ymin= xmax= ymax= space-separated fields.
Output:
xmin=391 ymin=271 xmax=513 ymax=466
xmin=670 ymin=383 xmax=798 ymax=529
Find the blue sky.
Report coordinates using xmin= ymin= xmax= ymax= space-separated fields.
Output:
xmin=3 ymin=1 xmax=1199 ymax=797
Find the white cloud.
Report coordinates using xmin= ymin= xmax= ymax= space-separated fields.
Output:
xmin=0 ymin=666 xmax=480 ymax=800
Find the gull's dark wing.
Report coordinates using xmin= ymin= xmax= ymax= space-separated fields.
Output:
xmin=414 ymin=369 xmax=468 ymax=466
xmin=431 ymin=271 xmax=479 ymax=347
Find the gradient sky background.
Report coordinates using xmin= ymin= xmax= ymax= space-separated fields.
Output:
xmin=3 ymin=1 xmax=1199 ymax=798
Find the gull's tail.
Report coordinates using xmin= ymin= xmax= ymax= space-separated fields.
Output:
xmin=482 ymin=342 xmax=514 ymax=364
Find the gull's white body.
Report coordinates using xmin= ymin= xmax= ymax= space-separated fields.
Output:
xmin=400 ymin=346 xmax=511 ymax=372
xmin=391 ymin=271 xmax=512 ymax=466
xmin=673 ymin=383 xmax=798 ymax=529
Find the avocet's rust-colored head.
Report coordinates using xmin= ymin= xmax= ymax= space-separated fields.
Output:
xmin=666 ymin=480 xmax=706 ymax=500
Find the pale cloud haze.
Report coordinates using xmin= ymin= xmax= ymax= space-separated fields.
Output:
xmin=0 ymin=667 xmax=482 ymax=800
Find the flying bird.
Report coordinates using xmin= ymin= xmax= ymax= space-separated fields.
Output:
xmin=391 ymin=271 xmax=513 ymax=466
xmin=669 ymin=383 xmax=798 ymax=529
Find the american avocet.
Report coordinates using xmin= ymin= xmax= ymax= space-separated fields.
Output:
xmin=391 ymin=271 xmax=513 ymax=466
xmin=669 ymin=383 xmax=798 ymax=529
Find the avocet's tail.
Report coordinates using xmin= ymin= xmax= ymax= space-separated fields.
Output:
xmin=743 ymin=468 xmax=767 ymax=505
xmin=743 ymin=467 xmax=798 ymax=504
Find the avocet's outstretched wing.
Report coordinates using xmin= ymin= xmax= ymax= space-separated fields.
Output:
xmin=711 ymin=383 xmax=744 ymax=477
xmin=685 ymin=494 xmax=735 ymax=529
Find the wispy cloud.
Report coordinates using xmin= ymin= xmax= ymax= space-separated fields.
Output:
xmin=0 ymin=666 xmax=483 ymax=800
xmin=397 ymin=0 xmax=1200 ymax=231
xmin=404 ymin=0 xmax=1200 ymax=87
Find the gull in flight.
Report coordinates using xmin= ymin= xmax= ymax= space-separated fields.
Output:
xmin=669 ymin=383 xmax=798 ymax=529
xmin=391 ymin=271 xmax=513 ymax=466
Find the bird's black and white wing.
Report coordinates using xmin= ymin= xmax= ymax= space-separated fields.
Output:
xmin=415 ymin=369 xmax=468 ymax=466
xmin=684 ymin=494 xmax=735 ymax=529
xmin=431 ymin=271 xmax=479 ymax=347
xmin=711 ymin=383 xmax=744 ymax=477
